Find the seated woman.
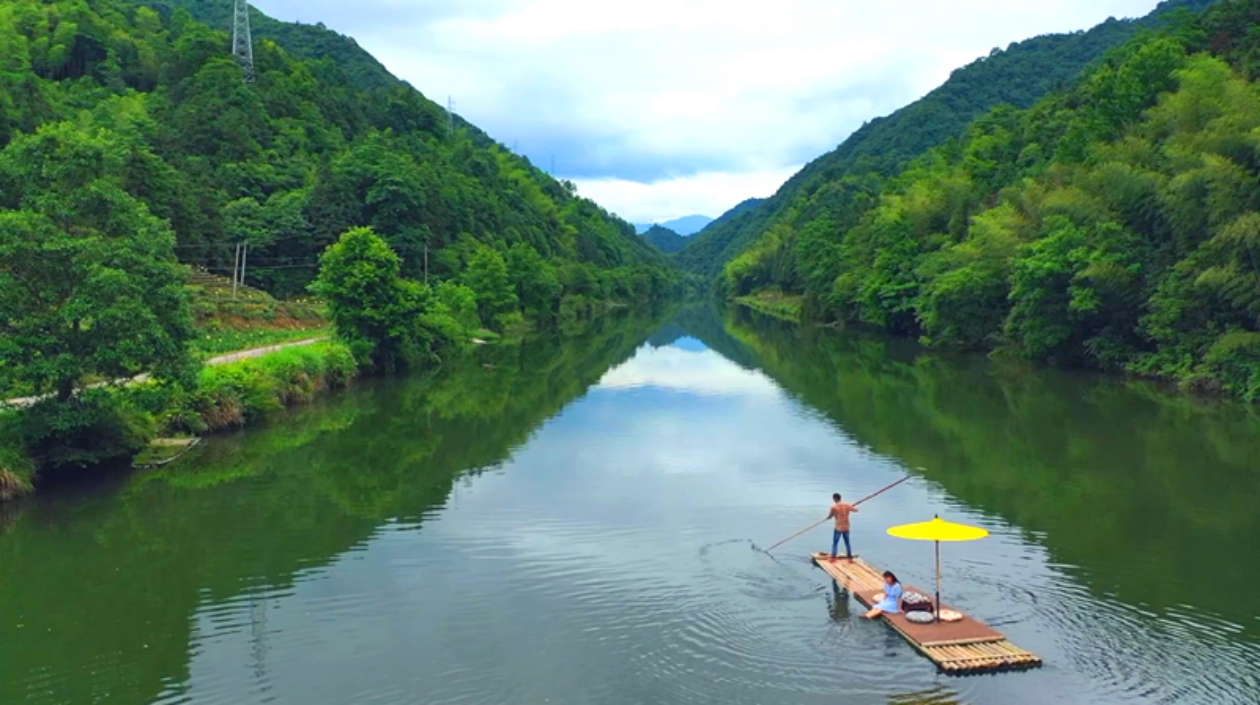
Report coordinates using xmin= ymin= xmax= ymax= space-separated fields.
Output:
xmin=863 ymin=571 xmax=903 ymax=619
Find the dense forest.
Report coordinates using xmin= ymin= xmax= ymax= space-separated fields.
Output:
xmin=641 ymin=225 xmax=689 ymax=254
xmin=676 ymin=0 xmax=1217 ymax=278
xmin=0 ymin=0 xmax=681 ymax=489
xmin=692 ymin=0 xmax=1260 ymax=401
xmin=0 ymin=0 xmax=678 ymax=306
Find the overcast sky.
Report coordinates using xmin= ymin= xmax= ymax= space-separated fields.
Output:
xmin=251 ymin=0 xmax=1165 ymax=223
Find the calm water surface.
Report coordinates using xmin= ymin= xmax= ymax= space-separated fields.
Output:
xmin=2 ymin=308 xmax=1259 ymax=705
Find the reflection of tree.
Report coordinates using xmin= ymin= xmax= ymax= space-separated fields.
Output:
xmin=684 ymin=307 xmax=1260 ymax=636
xmin=0 ymin=309 xmax=668 ymax=705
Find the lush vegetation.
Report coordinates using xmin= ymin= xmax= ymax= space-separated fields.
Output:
xmin=677 ymin=0 xmax=1216 ymax=279
xmin=191 ymin=325 xmax=331 ymax=357
xmin=699 ymin=0 xmax=1260 ymax=401
xmin=641 ymin=225 xmax=689 ymax=254
xmin=0 ymin=0 xmax=678 ymax=302
xmin=0 ymin=0 xmax=682 ymax=493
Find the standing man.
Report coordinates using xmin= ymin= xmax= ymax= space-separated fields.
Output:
xmin=828 ymin=493 xmax=858 ymax=563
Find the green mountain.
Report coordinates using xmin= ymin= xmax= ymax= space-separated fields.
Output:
xmin=0 ymin=0 xmax=679 ymax=306
xmin=675 ymin=197 xmax=765 ymax=273
xmin=641 ymin=225 xmax=688 ymax=254
xmin=677 ymin=0 xmax=1218 ymax=278
xmin=719 ymin=0 xmax=1260 ymax=400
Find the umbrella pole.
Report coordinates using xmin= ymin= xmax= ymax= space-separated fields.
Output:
xmin=935 ymin=540 xmax=941 ymax=623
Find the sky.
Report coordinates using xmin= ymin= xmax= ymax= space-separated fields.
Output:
xmin=250 ymin=0 xmax=1167 ymax=224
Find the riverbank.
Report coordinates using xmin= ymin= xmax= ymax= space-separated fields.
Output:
xmin=731 ymin=292 xmax=1260 ymax=406
xmin=734 ymin=291 xmax=804 ymax=323
xmin=0 ymin=340 xmax=358 ymax=502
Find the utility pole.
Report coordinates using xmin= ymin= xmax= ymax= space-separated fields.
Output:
xmin=232 ymin=243 xmax=241 ymax=299
xmin=231 ymin=242 xmax=248 ymax=298
xmin=240 ymin=242 xmax=249 ymax=291
xmin=232 ymin=0 xmax=255 ymax=82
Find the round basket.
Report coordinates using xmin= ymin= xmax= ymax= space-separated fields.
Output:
xmin=905 ymin=611 xmax=934 ymax=624
xmin=938 ymin=609 xmax=964 ymax=623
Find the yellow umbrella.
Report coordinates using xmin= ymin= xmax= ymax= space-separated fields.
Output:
xmin=887 ymin=515 xmax=989 ymax=622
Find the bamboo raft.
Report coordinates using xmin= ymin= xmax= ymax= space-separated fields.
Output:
xmin=812 ymin=553 xmax=1041 ymax=674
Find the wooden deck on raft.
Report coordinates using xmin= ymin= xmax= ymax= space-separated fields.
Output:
xmin=811 ymin=553 xmax=1042 ymax=674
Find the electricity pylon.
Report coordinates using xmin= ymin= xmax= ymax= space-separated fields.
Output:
xmin=232 ymin=0 xmax=255 ymax=83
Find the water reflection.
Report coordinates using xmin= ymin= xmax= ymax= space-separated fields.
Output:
xmin=0 ymin=307 xmax=1257 ymax=705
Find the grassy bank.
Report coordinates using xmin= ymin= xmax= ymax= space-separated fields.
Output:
xmin=735 ymin=291 xmax=804 ymax=323
xmin=179 ymin=342 xmax=357 ymax=434
xmin=193 ymin=326 xmax=334 ymax=357
xmin=0 ymin=341 xmax=358 ymax=501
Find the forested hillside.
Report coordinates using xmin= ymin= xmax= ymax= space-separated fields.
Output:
xmin=641 ymin=225 xmax=688 ymax=254
xmin=720 ymin=0 xmax=1260 ymax=400
xmin=0 ymin=0 xmax=681 ymax=489
xmin=0 ymin=0 xmax=678 ymax=306
xmin=677 ymin=0 xmax=1217 ymax=277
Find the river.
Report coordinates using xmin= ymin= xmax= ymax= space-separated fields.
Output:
xmin=2 ymin=306 xmax=1258 ymax=705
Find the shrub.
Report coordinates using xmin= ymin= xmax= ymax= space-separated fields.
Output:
xmin=1202 ymin=331 xmax=1260 ymax=401
xmin=17 ymin=391 xmax=156 ymax=469
xmin=0 ymin=414 xmax=34 ymax=500
xmin=190 ymin=342 xmax=357 ymax=432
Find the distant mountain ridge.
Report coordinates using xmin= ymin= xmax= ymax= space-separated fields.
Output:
xmin=640 ymin=225 xmax=689 ymax=254
xmin=635 ymin=215 xmax=714 ymax=236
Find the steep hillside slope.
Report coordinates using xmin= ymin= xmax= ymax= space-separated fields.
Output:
xmin=0 ymin=0 xmax=677 ymax=306
xmin=721 ymin=0 xmax=1260 ymax=400
xmin=678 ymin=0 xmax=1218 ymax=277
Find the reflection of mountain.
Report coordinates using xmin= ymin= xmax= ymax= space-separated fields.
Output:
xmin=646 ymin=323 xmax=686 ymax=349
xmin=0 ymin=310 xmax=667 ymax=705
xmin=682 ymin=307 xmax=1260 ymax=636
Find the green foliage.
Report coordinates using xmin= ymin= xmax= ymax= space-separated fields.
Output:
xmin=17 ymin=391 xmax=156 ymax=470
xmin=435 ymin=281 xmax=481 ymax=333
xmin=310 ymin=228 xmax=454 ymax=372
xmin=0 ymin=0 xmax=679 ymax=304
xmin=0 ymin=414 xmax=34 ymax=500
xmin=1202 ymin=330 xmax=1260 ymax=400
xmin=185 ymin=341 xmax=357 ymax=433
xmin=506 ymin=242 xmax=562 ymax=322
xmin=678 ymin=1 xmax=1216 ymax=280
xmin=699 ymin=0 xmax=1260 ymax=400
xmin=464 ymin=245 xmax=518 ymax=325
xmin=0 ymin=122 xmax=197 ymax=400
xmin=641 ymin=225 xmax=688 ymax=254
xmin=192 ymin=326 xmax=332 ymax=357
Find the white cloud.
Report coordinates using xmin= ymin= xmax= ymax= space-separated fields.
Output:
xmin=597 ymin=344 xmax=781 ymax=397
xmin=572 ymin=168 xmax=798 ymax=224
xmin=252 ymin=0 xmax=1166 ymax=221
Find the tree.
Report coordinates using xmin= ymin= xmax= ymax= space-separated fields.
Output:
xmin=0 ymin=123 xmax=195 ymax=402
xmin=507 ymin=242 xmax=561 ymax=321
xmin=310 ymin=227 xmax=448 ymax=372
xmin=464 ymin=245 xmax=518 ymax=324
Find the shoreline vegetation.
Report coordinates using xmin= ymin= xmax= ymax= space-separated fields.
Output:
xmin=683 ymin=0 xmax=1260 ymax=405
xmin=0 ymin=224 xmax=678 ymax=503
xmin=0 ymin=0 xmax=685 ymax=501
xmin=734 ymin=292 xmax=804 ymax=323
